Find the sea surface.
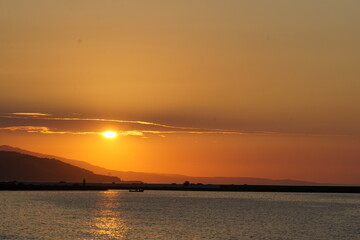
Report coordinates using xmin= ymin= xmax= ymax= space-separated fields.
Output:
xmin=0 ymin=190 xmax=359 ymax=240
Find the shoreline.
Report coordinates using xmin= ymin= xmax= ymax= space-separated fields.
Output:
xmin=1 ymin=182 xmax=359 ymax=193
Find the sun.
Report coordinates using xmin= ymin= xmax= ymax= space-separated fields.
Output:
xmin=102 ymin=130 xmax=118 ymax=139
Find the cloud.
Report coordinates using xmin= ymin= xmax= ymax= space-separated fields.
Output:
xmin=1 ymin=113 xmax=248 ymax=133
xmin=0 ymin=125 xmax=145 ymax=137
xmin=0 ymin=126 xmax=51 ymax=133
xmin=118 ymin=131 xmax=144 ymax=136
xmin=0 ymin=125 xmax=249 ymax=137
xmin=10 ymin=112 xmax=52 ymax=116
xmin=0 ymin=126 xmax=97 ymax=135
xmin=0 ymin=113 xmax=347 ymax=138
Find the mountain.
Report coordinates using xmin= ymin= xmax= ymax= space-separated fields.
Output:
xmin=0 ymin=145 xmax=320 ymax=185
xmin=0 ymin=151 xmax=120 ymax=183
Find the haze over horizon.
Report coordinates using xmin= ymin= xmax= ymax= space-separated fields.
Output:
xmin=1 ymin=1 xmax=359 ymax=184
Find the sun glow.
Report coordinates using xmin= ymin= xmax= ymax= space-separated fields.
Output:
xmin=102 ymin=131 xmax=118 ymax=139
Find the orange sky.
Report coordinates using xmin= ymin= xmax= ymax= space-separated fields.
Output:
xmin=0 ymin=1 xmax=359 ymax=184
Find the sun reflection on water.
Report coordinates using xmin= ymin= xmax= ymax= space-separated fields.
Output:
xmin=91 ymin=190 xmax=129 ymax=239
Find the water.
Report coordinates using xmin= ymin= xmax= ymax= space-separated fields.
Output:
xmin=0 ymin=190 xmax=359 ymax=240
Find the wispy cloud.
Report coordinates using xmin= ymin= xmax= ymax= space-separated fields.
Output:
xmin=118 ymin=130 xmax=144 ymax=136
xmin=0 ymin=113 xmax=347 ymax=138
xmin=0 ymin=124 xmax=287 ymax=138
xmin=0 ymin=126 xmax=97 ymax=135
xmin=2 ymin=113 xmax=248 ymax=133
xmin=0 ymin=126 xmax=51 ymax=133
xmin=10 ymin=112 xmax=52 ymax=116
xmin=0 ymin=126 xmax=144 ymax=136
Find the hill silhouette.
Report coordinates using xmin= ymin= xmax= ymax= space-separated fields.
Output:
xmin=0 ymin=151 xmax=120 ymax=183
xmin=0 ymin=145 xmax=322 ymax=185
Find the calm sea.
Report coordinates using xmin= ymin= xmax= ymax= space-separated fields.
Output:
xmin=0 ymin=190 xmax=359 ymax=239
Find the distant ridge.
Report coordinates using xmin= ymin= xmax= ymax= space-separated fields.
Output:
xmin=0 ymin=145 xmax=321 ymax=185
xmin=0 ymin=150 xmax=120 ymax=183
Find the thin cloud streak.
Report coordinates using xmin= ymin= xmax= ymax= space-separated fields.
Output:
xmin=0 ymin=126 xmax=145 ymax=136
xmin=10 ymin=113 xmax=52 ymax=116
xmin=0 ymin=125 xmax=245 ymax=136
xmin=0 ymin=113 xmax=349 ymax=137
xmin=0 ymin=126 xmax=98 ymax=135
xmin=1 ymin=113 xmax=266 ymax=133
xmin=0 ymin=125 xmax=347 ymax=138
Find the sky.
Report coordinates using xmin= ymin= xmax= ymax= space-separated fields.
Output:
xmin=1 ymin=1 xmax=360 ymax=184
